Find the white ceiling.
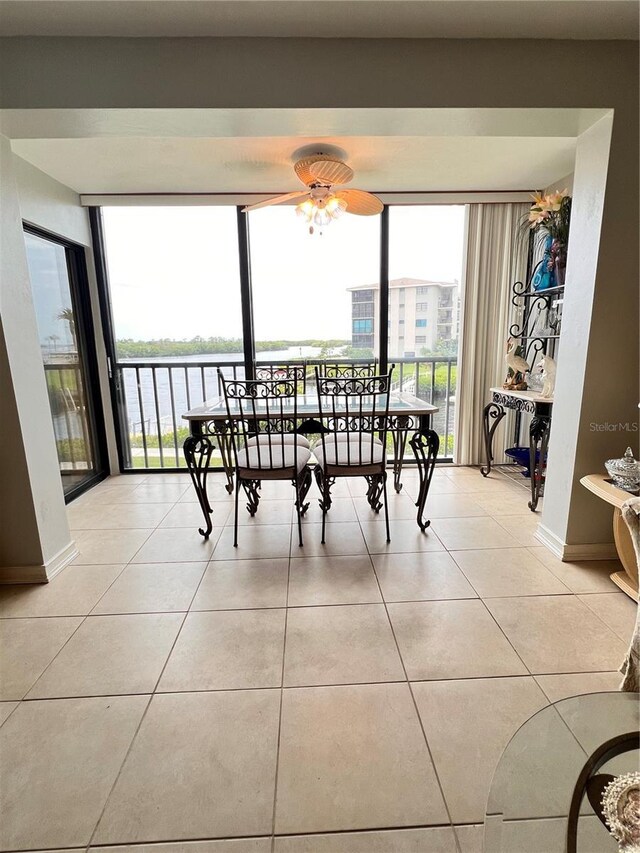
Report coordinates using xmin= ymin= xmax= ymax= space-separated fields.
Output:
xmin=10 ymin=135 xmax=578 ymax=194
xmin=0 ymin=109 xmax=602 ymax=194
xmin=2 ymin=107 xmax=599 ymax=194
xmin=0 ymin=0 xmax=637 ymax=39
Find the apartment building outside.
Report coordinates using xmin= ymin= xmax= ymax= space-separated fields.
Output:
xmin=348 ymin=277 xmax=460 ymax=356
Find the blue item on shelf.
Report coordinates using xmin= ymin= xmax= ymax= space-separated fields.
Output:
xmin=504 ymin=446 xmax=542 ymax=477
xmin=531 ymin=235 xmax=556 ymax=291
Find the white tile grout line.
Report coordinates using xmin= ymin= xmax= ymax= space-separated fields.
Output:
xmin=270 ymin=522 xmax=294 ymax=853
xmin=365 ymin=546 xmax=463 ymax=853
xmin=85 ymin=539 xmax=213 ymax=850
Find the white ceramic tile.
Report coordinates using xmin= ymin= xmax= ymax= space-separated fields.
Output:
xmin=430 ymin=517 xmax=515 ymax=550
xmin=0 ymin=617 xmax=82 ymax=700
xmin=360 ymin=520 xmax=446 ymax=554
xmin=413 ymin=677 xmax=548 ymax=823
xmin=0 ymin=695 xmax=148 ymax=850
xmin=27 ymin=613 xmax=183 ymax=698
xmin=274 ymin=827 xmax=458 ymax=852
xmin=211 ymin=524 xmax=292 ymax=560
xmin=486 ymin=595 xmax=627 ymax=674
xmin=288 ymin=555 xmax=381 ymax=606
xmin=294 ymin=522 xmax=368 ymax=557
xmin=68 ymin=502 xmax=174 ymax=530
xmin=94 ymin=690 xmax=280 ymax=843
xmin=160 ymin=501 xmax=231 ymax=529
xmin=284 ymin=604 xmax=404 ymax=686
xmin=578 ymin=592 xmax=638 ymax=641
xmin=131 ymin=527 xmax=218 ymax=563
xmin=0 ymin=702 xmax=19 ymax=727
xmin=388 ymin=599 xmax=527 ymax=680
xmin=72 ymin=529 xmax=152 ymax=565
xmin=275 ymin=683 xmax=449 ymax=834
xmin=0 ymin=564 xmax=124 ymax=617
xmin=191 ymin=558 xmax=289 ymax=610
xmin=92 ymin=562 xmax=207 ymax=613
xmin=372 ymin=551 xmax=477 ymax=602
xmin=527 ymin=548 xmax=621 ymax=593
xmin=534 ymin=671 xmax=622 ymax=703
xmin=158 ymin=609 xmax=286 ymax=691
xmin=450 ymin=548 xmax=569 ymax=597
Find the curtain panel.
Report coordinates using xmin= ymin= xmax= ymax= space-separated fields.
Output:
xmin=455 ymin=203 xmax=529 ymax=465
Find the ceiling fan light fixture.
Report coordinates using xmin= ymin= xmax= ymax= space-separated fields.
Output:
xmin=295 ymin=199 xmax=315 ymax=222
xmin=325 ymin=195 xmax=347 ymax=218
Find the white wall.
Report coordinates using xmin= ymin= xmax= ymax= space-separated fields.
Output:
xmin=0 ymin=147 xmax=118 ymax=580
xmin=15 ymin=158 xmax=119 ymax=474
xmin=0 ymin=135 xmax=74 ymax=580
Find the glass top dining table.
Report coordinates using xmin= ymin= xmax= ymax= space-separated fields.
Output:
xmin=181 ymin=392 xmax=439 ymax=539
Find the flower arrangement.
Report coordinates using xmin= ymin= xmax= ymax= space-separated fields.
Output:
xmin=518 ymin=188 xmax=572 ymax=288
xmin=526 ymin=188 xmax=572 ymax=245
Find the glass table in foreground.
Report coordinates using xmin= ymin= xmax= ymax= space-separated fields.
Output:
xmin=484 ymin=691 xmax=639 ymax=853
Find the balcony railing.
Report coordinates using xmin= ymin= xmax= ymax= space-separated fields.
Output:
xmin=113 ymin=356 xmax=457 ymax=470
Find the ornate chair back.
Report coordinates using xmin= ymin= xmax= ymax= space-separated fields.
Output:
xmin=313 ymin=368 xmax=393 ymax=472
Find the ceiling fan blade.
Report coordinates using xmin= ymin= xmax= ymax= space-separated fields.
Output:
xmin=309 ymin=160 xmax=354 ymax=186
xmin=336 ymin=189 xmax=384 ymax=216
xmin=242 ymin=191 xmax=310 ymax=213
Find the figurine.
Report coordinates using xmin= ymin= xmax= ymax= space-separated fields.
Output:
xmin=503 ymin=338 xmax=529 ymax=391
xmin=536 ymin=354 xmax=557 ymax=398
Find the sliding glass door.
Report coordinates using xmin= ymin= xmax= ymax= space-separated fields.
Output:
xmin=24 ymin=226 xmax=107 ymax=499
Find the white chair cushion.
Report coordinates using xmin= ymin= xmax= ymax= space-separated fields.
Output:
xmin=315 ymin=438 xmax=386 ymax=469
xmin=327 ymin=433 xmax=383 ymax=446
xmin=238 ymin=444 xmax=311 ymax=473
xmin=246 ymin=434 xmax=310 ymax=449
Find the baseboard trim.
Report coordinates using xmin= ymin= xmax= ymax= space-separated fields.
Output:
xmin=535 ymin=524 xmax=618 ymax=561
xmin=0 ymin=540 xmax=78 ymax=584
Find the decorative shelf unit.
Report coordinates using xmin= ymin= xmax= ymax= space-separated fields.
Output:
xmin=481 ymin=259 xmax=564 ymax=512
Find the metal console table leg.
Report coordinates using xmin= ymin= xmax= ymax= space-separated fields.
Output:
xmin=481 ymin=402 xmax=506 ymax=477
xmin=183 ymin=434 xmax=214 ymax=539
xmin=410 ymin=428 xmax=440 ymax=531
xmin=528 ymin=413 xmax=551 ymax=511
xmin=390 ymin=416 xmax=412 ymax=493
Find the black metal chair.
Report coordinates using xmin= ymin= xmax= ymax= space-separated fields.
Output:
xmin=218 ymin=370 xmax=312 ymax=547
xmin=313 ymin=367 xmax=393 ymax=544
xmin=315 ymin=359 xmax=379 ymax=379
xmin=255 ymin=362 xmax=307 ymax=393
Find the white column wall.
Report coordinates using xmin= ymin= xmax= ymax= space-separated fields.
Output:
xmin=0 ymin=135 xmax=74 ymax=580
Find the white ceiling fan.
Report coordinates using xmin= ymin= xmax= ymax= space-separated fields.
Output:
xmin=241 ymin=151 xmax=383 ymax=232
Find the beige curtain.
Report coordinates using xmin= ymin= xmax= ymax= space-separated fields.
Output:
xmin=455 ymin=203 xmax=529 ymax=465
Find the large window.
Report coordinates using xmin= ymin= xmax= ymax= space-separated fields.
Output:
xmin=25 ymin=228 xmax=106 ymax=497
xmin=248 ymin=207 xmax=380 ymax=359
xmin=98 ymin=202 xmax=463 ymax=469
xmin=388 ymin=206 xmax=466 ymax=455
xmin=101 ymin=207 xmax=243 ymax=468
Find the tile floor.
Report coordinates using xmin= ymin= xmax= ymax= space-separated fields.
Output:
xmin=0 ymin=466 xmax=635 ymax=853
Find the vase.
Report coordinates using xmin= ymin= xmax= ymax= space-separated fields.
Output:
xmin=551 ymin=240 xmax=567 ymax=287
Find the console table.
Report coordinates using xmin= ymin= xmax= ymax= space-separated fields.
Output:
xmin=580 ymin=474 xmax=639 ymax=600
xmin=481 ymin=387 xmax=552 ymax=511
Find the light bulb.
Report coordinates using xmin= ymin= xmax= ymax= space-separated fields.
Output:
xmin=325 ymin=196 xmax=347 ymax=219
xmin=313 ymin=206 xmax=332 ymax=227
xmin=296 ymin=199 xmax=315 ymax=222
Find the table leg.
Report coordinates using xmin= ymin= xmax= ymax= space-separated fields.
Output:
xmin=528 ymin=415 xmax=550 ymax=511
xmin=211 ymin=420 xmax=235 ymax=495
xmin=481 ymin=402 xmax=506 ymax=477
xmin=410 ymin=428 xmax=439 ymax=531
xmin=183 ymin=434 xmax=214 ymax=538
xmin=391 ymin=416 xmax=411 ymax=493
